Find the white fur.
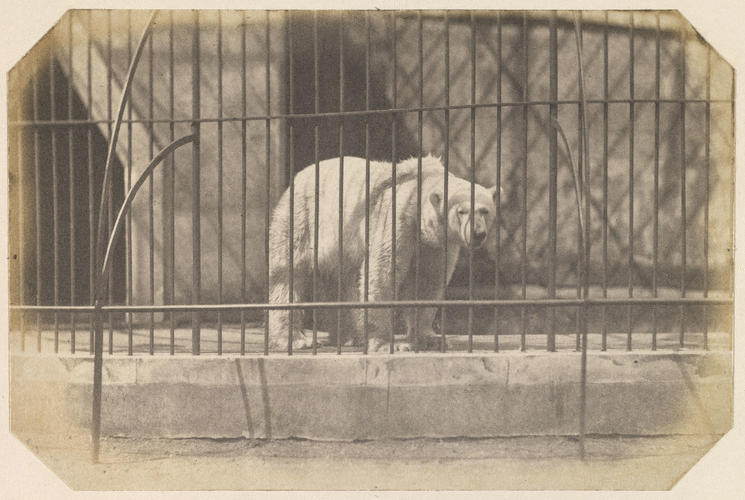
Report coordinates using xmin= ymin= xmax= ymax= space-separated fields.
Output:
xmin=267 ymin=155 xmax=497 ymax=351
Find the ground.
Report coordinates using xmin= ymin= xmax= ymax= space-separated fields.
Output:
xmin=14 ymin=432 xmax=720 ymax=491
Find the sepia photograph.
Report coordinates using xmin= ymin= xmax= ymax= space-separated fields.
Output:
xmin=2 ymin=1 xmax=742 ymax=494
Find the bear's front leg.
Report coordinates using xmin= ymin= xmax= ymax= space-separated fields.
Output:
xmin=399 ymin=245 xmax=459 ymax=351
xmin=400 ymin=307 xmax=442 ymax=352
xmin=267 ymin=271 xmax=315 ymax=351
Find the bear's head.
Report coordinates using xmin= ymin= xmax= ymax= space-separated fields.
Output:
xmin=428 ymin=178 xmax=498 ymax=250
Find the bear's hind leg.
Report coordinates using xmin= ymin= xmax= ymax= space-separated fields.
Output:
xmin=351 ymin=254 xmax=400 ymax=352
xmin=323 ymin=264 xmax=362 ymax=349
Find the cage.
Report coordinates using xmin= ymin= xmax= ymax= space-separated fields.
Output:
xmin=7 ymin=10 xmax=734 ymax=356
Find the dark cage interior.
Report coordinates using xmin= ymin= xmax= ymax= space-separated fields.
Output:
xmin=9 ymin=61 xmax=127 ymax=308
xmin=7 ymin=10 xmax=734 ymax=355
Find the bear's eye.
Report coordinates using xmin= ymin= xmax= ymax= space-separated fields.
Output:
xmin=457 ymin=208 xmax=469 ymax=215
xmin=478 ymin=208 xmax=489 ymax=216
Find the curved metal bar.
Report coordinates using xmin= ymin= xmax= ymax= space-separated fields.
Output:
xmin=550 ymin=14 xmax=592 ymax=462
xmin=99 ymin=134 xmax=195 ymax=288
xmin=552 ymin=118 xmax=585 ymax=237
xmin=575 ymin=17 xmax=591 ymax=192
xmin=94 ymin=10 xmax=157 ymax=281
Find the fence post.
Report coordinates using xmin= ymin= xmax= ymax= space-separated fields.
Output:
xmin=91 ymin=298 xmax=103 ymax=462
xmin=90 ymin=11 xmax=157 ymax=463
xmin=191 ymin=10 xmax=202 ymax=355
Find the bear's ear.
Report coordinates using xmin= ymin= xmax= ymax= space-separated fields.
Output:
xmin=429 ymin=189 xmax=443 ymax=214
xmin=490 ymin=185 xmax=500 ymax=204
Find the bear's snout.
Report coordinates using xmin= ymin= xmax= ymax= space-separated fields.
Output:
xmin=472 ymin=229 xmax=487 ymax=247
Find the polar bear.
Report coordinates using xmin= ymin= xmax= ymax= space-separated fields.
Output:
xmin=267 ymin=155 xmax=497 ymax=352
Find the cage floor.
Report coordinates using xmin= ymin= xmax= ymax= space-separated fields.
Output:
xmin=9 ymin=324 xmax=730 ymax=355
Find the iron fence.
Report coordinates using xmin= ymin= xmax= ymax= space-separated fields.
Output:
xmin=8 ymin=10 xmax=734 ymax=358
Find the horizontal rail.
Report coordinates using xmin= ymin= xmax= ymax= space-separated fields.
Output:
xmin=9 ymin=296 xmax=734 ymax=313
xmin=7 ymin=98 xmax=733 ymax=127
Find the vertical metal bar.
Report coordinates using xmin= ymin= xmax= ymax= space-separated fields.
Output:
xmin=107 ymin=11 xmax=114 ymax=354
xmin=90 ymin=6 xmax=158 ymax=453
xmin=51 ymin=28 xmax=59 ymax=352
xmin=363 ymin=11 xmax=371 ymax=354
xmin=548 ymin=11 xmax=558 ymax=352
xmin=87 ymin=11 xmax=94 ymax=354
xmin=627 ymin=14 xmax=635 ymax=351
xmin=521 ymin=12 xmax=528 ymax=351
xmin=652 ymin=13 xmax=660 ymax=351
xmin=601 ymin=12 xmax=610 ymax=351
xmin=574 ymin=11 xmax=590 ymax=461
xmin=582 ymin=16 xmax=591 ymax=352
xmin=574 ymin=18 xmax=583 ymax=353
xmin=168 ymin=11 xmax=176 ymax=355
xmin=415 ymin=10 xmax=423 ymax=351
xmin=287 ymin=11 xmax=296 ymax=355
xmin=264 ymin=11 xmax=272 ymax=356
xmin=34 ymin=60 xmax=41 ymax=352
xmin=579 ymin=143 xmax=588 ymax=453
xmin=442 ymin=11 xmax=450 ymax=352
xmin=91 ymin=299 xmax=103 ymax=462
xmin=390 ymin=11 xmax=397 ymax=354
xmin=217 ymin=11 xmax=224 ymax=355
xmin=468 ymin=11 xmax=476 ymax=353
xmin=493 ymin=12 xmax=502 ymax=352
xmin=68 ymin=13 xmax=76 ymax=352
xmin=312 ymin=11 xmax=320 ymax=355
xmin=126 ymin=12 xmax=133 ymax=356
xmin=703 ymin=44 xmax=711 ymax=350
xmin=679 ymin=24 xmax=687 ymax=348
xmin=191 ymin=10 xmax=201 ymax=355
xmin=337 ymin=11 xmax=345 ymax=355
xmin=89 ymin=8 xmax=165 ymax=461
xmin=148 ymin=23 xmax=155 ymax=355
xmin=241 ymin=12 xmax=248 ymax=355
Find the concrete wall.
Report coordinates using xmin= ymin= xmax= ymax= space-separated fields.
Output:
xmin=11 ymin=351 xmax=732 ymax=440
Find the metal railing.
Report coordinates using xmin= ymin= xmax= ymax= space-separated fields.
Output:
xmin=8 ymin=10 xmax=734 ymax=354
xmin=6 ymin=9 xmax=735 ymax=462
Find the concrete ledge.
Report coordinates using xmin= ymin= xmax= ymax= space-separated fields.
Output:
xmin=10 ymin=351 xmax=732 ymax=440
